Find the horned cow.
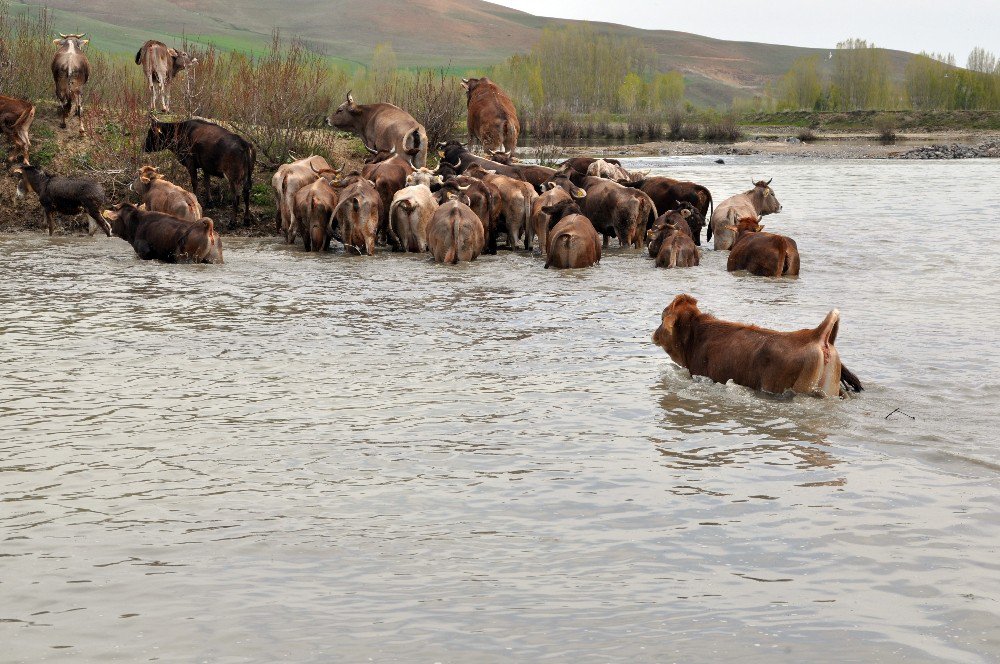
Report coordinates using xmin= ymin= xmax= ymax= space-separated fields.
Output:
xmin=51 ymin=33 xmax=90 ymax=135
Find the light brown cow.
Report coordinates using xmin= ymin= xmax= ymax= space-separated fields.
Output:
xmin=292 ymin=177 xmax=339 ymax=252
xmin=134 ymin=40 xmax=198 ymax=113
xmin=465 ymin=163 xmax=536 ymax=250
xmin=405 ymin=168 xmax=443 ymax=189
xmin=530 ymin=176 xmax=588 ymax=254
xmin=586 ymin=158 xmax=638 ymax=182
xmin=132 ymin=166 xmax=203 ymax=222
xmin=327 ymin=92 xmax=428 ymax=168
xmin=542 ymin=200 xmax=601 ymax=269
xmin=271 ymin=156 xmax=340 ymax=244
xmin=427 ymin=193 xmax=484 ymax=264
xmin=709 ymin=179 xmax=782 ymax=250
xmin=726 ymin=217 xmax=800 ymax=277
xmin=0 ymin=96 xmax=35 ymax=164
xmin=652 ymin=294 xmax=864 ymax=397
xmin=51 ymin=34 xmax=90 ymax=135
xmin=389 ymin=184 xmax=438 ymax=253
xmin=462 ymin=77 xmax=519 ymax=158
xmin=331 ymin=174 xmax=380 ymax=256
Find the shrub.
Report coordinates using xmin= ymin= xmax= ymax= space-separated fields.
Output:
xmin=875 ymin=113 xmax=897 ymax=144
xmin=702 ymin=112 xmax=742 ymax=142
xmin=797 ymin=128 xmax=818 ymax=142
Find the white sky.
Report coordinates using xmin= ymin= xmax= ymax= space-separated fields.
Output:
xmin=490 ymin=0 xmax=997 ymax=65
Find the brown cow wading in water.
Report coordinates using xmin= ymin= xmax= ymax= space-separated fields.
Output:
xmin=135 ymin=40 xmax=198 ymax=113
xmin=51 ymin=34 xmax=89 ymax=135
xmin=462 ymin=77 xmax=519 ymax=158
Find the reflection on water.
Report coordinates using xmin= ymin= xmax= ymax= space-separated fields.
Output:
xmin=1 ymin=157 xmax=998 ymax=663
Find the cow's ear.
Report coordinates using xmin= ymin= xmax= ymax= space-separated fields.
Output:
xmin=757 ymin=224 xmax=765 ymax=231
xmin=80 ymin=39 xmax=89 ymax=46
xmin=52 ymin=39 xmax=61 ymax=45
xmin=167 ymin=48 xmax=178 ymax=57
xmin=680 ymin=209 xmax=691 ymax=217
xmin=572 ymin=187 xmax=586 ymax=199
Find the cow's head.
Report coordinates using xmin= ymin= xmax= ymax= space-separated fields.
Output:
xmin=131 ymin=165 xmax=162 ymax=195
xmin=168 ymin=48 xmax=198 ymax=72
xmin=541 ymin=199 xmax=582 ymax=230
xmin=751 ymin=179 xmax=782 ymax=216
xmin=728 ymin=216 xmax=764 ymax=238
xmin=652 ymin=294 xmax=701 ymax=366
xmin=327 ymin=91 xmax=363 ymax=131
xmin=406 ymin=168 xmax=443 ymax=189
xmin=362 ymin=141 xmax=396 ymax=164
xmin=488 ymin=150 xmax=513 ymax=165
xmin=53 ymin=33 xmax=88 ymax=51
xmin=143 ymin=117 xmax=171 ymax=153
xmin=434 ymin=181 xmax=471 ymax=206
xmin=546 ymin=173 xmax=587 ymax=199
xmin=668 ymin=203 xmax=704 ymax=245
xmin=436 ymin=141 xmax=467 ymax=166
xmin=101 ymin=203 xmax=140 ymax=239
xmin=463 ymin=163 xmax=496 ymax=180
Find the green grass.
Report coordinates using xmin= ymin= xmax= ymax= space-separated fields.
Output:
xmin=741 ymin=110 xmax=1000 ymax=131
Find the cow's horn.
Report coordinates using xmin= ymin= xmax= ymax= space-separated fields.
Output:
xmin=346 ymin=90 xmax=354 ymax=104
xmin=454 ymin=158 xmax=462 ymax=169
xmin=362 ymin=140 xmax=378 ymax=154
xmin=59 ymin=33 xmax=68 ymax=38
xmin=766 ymin=178 xmax=773 ymax=186
xmin=458 ymin=185 xmax=470 ymax=191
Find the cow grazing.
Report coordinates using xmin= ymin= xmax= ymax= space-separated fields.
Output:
xmin=144 ymin=118 xmax=256 ymax=225
xmin=465 ymin=163 xmax=536 ymax=250
xmin=103 ymin=203 xmax=223 ymax=264
xmin=363 ymin=153 xmax=415 ymax=246
xmin=630 ymin=176 xmax=713 ymax=243
xmin=131 ymin=165 xmax=202 ymax=222
xmin=462 ymin=77 xmax=519 ymax=158
xmin=134 ymin=40 xmax=197 ymax=113
xmin=389 ymin=184 xmax=438 ymax=252
xmin=726 ymin=217 xmax=800 ymax=277
xmin=709 ymin=179 xmax=782 ymax=249
xmin=542 ymin=199 xmax=601 ymax=270
xmin=647 ymin=209 xmax=700 ymax=269
xmin=292 ymin=177 xmax=340 ymax=252
xmin=427 ymin=192 xmax=485 ymax=264
xmin=327 ymin=92 xmax=428 ymax=168
xmin=331 ymin=174 xmax=380 ymax=255
xmin=652 ymin=294 xmax=864 ymax=397
xmin=565 ymin=170 xmax=656 ymax=249
xmin=0 ymin=96 xmax=35 ymax=164
xmin=51 ymin=33 xmax=90 ymax=135
xmin=14 ymin=164 xmax=109 ymax=236
xmin=271 ymin=155 xmax=340 ymax=243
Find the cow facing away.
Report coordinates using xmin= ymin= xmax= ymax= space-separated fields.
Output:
xmin=144 ymin=118 xmax=256 ymax=225
xmin=726 ymin=218 xmax=800 ymax=277
xmin=327 ymin=92 xmax=428 ymax=168
xmin=363 ymin=153 xmax=415 ymax=247
xmin=103 ymin=203 xmax=223 ymax=264
xmin=653 ymin=294 xmax=864 ymax=397
xmin=566 ymin=170 xmax=656 ymax=249
xmin=462 ymin=77 xmax=519 ymax=158
xmin=390 ymin=184 xmax=438 ymax=253
xmin=630 ymin=176 xmax=714 ymax=243
xmin=135 ymin=40 xmax=198 ymax=113
xmin=131 ymin=165 xmax=203 ymax=222
xmin=427 ymin=193 xmax=485 ymax=264
xmin=464 ymin=163 xmax=536 ymax=250
xmin=709 ymin=179 xmax=782 ymax=250
xmin=0 ymin=95 xmax=35 ymax=164
xmin=14 ymin=164 xmax=109 ymax=236
xmin=542 ymin=200 xmax=601 ymax=270
xmin=292 ymin=177 xmax=340 ymax=252
xmin=51 ymin=34 xmax=90 ymax=135
xmin=647 ymin=209 xmax=700 ymax=269
xmin=331 ymin=174 xmax=380 ymax=256
xmin=272 ymin=156 xmax=340 ymax=243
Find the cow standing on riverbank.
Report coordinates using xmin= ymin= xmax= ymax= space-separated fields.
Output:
xmin=135 ymin=40 xmax=198 ymax=113
xmin=51 ymin=34 xmax=89 ymax=135
xmin=327 ymin=93 xmax=428 ymax=169
xmin=0 ymin=95 xmax=35 ymax=164
xmin=462 ymin=77 xmax=519 ymax=159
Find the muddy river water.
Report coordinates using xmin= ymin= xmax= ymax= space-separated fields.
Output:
xmin=1 ymin=156 xmax=998 ymax=662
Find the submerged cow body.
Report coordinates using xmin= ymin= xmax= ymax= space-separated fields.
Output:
xmin=327 ymin=93 xmax=428 ymax=168
xmin=132 ymin=165 xmax=203 ymax=222
xmin=427 ymin=195 xmax=484 ymax=264
xmin=331 ymin=174 xmax=380 ymax=255
xmin=292 ymin=177 xmax=339 ymax=252
xmin=0 ymin=95 xmax=35 ymax=164
xmin=104 ymin=204 xmax=223 ymax=263
xmin=542 ymin=200 xmax=601 ymax=269
xmin=144 ymin=118 xmax=256 ymax=224
xmin=710 ymin=180 xmax=782 ymax=250
xmin=653 ymin=295 xmax=863 ymax=397
xmin=726 ymin=218 xmax=800 ymax=277
xmin=389 ymin=184 xmax=438 ymax=252
xmin=14 ymin=164 xmax=109 ymax=236
xmin=135 ymin=40 xmax=197 ymax=112
xmin=462 ymin=77 xmax=519 ymax=158
xmin=647 ymin=209 xmax=700 ymax=269
xmin=51 ymin=34 xmax=90 ymax=135
xmin=631 ymin=177 xmax=713 ymax=243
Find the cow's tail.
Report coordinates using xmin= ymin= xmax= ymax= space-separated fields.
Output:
xmin=444 ymin=217 xmax=459 ymax=265
xmin=840 ymin=364 xmax=864 ymax=393
xmin=545 ymin=233 xmax=569 ymax=269
xmin=388 ymin=198 xmax=409 ymax=250
xmin=404 ymin=129 xmax=423 ymax=168
xmin=814 ymin=309 xmax=840 ymax=346
xmin=668 ymin=244 xmax=680 ymax=269
xmin=134 ymin=48 xmax=142 ymax=65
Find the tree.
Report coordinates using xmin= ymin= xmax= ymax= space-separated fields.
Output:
xmin=651 ymin=71 xmax=685 ymax=110
xmin=830 ymin=39 xmax=896 ymax=110
xmin=776 ymin=56 xmax=823 ymax=110
xmin=617 ymin=72 xmax=645 ymax=113
xmin=967 ymin=47 xmax=997 ymax=74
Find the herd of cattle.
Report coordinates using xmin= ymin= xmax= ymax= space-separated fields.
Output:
xmin=0 ymin=35 xmax=862 ymax=397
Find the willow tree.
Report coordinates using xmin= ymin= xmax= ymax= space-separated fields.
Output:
xmin=776 ymin=56 xmax=823 ymax=110
xmin=830 ymin=39 xmax=896 ymax=110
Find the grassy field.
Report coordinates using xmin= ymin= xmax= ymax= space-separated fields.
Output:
xmin=741 ymin=110 xmax=1000 ymax=131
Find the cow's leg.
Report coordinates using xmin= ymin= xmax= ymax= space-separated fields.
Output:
xmin=58 ymin=100 xmax=69 ymax=129
xmin=602 ymin=233 xmax=609 ymax=248
xmin=228 ymin=176 xmax=240 ymax=225
xmin=163 ymin=83 xmax=171 ymax=113
xmin=75 ymin=92 xmax=85 ymax=136
xmin=45 ymin=209 xmax=54 ymax=235
xmin=148 ymin=77 xmax=157 ymax=111
xmin=242 ymin=177 xmax=252 ymax=224
xmin=86 ymin=203 xmax=111 ymax=237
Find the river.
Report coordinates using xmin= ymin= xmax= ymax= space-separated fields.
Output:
xmin=1 ymin=156 xmax=998 ymax=662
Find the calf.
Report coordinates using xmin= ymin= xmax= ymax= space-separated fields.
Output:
xmin=647 ymin=210 xmax=700 ymax=269
xmin=135 ymin=40 xmax=197 ymax=113
xmin=653 ymin=294 xmax=864 ymax=396
xmin=542 ymin=199 xmax=601 ymax=269
xmin=272 ymin=155 xmax=340 ymax=243
xmin=51 ymin=34 xmax=89 ymax=135
xmin=144 ymin=118 xmax=256 ymax=225
xmin=427 ymin=192 xmax=485 ymax=264
xmin=292 ymin=177 xmax=339 ymax=252
xmin=103 ymin=204 xmax=223 ymax=263
xmin=389 ymin=184 xmax=438 ymax=252
xmin=709 ymin=179 xmax=782 ymax=249
xmin=331 ymin=174 xmax=380 ymax=255
xmin=14 ymin=164 xmax=109 ymax=236
xmin=0 ymin=96 xmax=35 ymax=164
xmin=726 ymin=218 xmax=800 ymax=277
xmin=132 ymin=165 xmax=202 ymax=222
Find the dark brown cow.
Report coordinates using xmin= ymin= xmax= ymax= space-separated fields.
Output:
xmin=726 ymin=217 xmax=800 ymax=277
xmin=436 ymin=141 xmax=545 ymax=189
xmin=103 ymin=203 xmax=223 ymax=264
xmin=529 ymin=175 xmax=587 ymax=253
xmin=132 ymin=165 xmax=203 ymax=222
xmin=14 ymin=164 xmax=109 ymax=236
xmin=363 ymin=153 xmax=414 ymax=246
xmin=327 ymin=92 xmax=428 ymax=168
xmin=542 ymin=200 xmax=601 ymax=269
xmin=652 ymin=294 xmax=864 ymax=397
xmin=0 ymin=95 xmax=35 ymax=164
xmin=427 ymin=193 xmax=485 ymax=264
xmin=629 ymin=176 xmax=713 ymax=243
xmin=647 ymin=210 xmax=700 ymax=269
xmin=435 ymin=176 xmax=500 ymax=254
xmin=331 ymin=174 xmax=380 ymax=255
xmin=565 ymin=170 xmax=656 ymax=249
xmin=292 ymin=177 xmax=339 ymax=252
xmin=51 ymin=34 xmax=90 ymax=135
xmin=134 ymin=40 xmax=197 ymax=113
xmin=144 ymin=118 xmax=256 ymax=224
xmin=462 ymin=77 xmax=519 ymax=158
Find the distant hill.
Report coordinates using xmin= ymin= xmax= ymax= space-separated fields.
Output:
xmin=14 ymin=0 xmax=916 ymax=106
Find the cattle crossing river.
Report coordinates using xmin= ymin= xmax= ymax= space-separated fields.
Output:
xmin=1 ymin=155 xmax=998 ymax=662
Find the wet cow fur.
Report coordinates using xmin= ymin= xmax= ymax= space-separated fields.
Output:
xmin=726 ymin=217 xmax=800 ymax=277
xmin=104 ymin=203 xmax=223 ymax=264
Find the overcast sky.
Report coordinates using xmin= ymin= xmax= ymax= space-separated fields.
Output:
xmin=490 ymin=0 xmax=997 ymax=65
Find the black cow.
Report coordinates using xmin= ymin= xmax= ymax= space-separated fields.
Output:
xmin=13 ymin=164 xmax=109 ymax=236
xmin=143 ymin=118 xmax=256 ymax=224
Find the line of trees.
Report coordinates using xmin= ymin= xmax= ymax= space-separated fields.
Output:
xmin=776 ymin=39 xmax=1000 ymax=111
